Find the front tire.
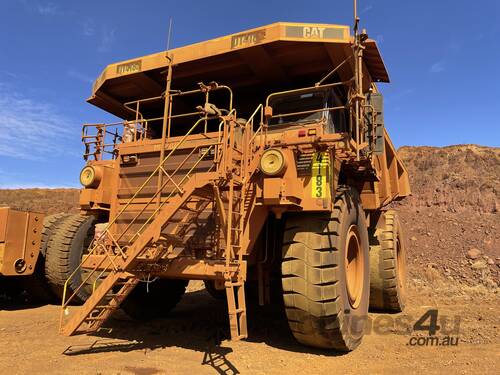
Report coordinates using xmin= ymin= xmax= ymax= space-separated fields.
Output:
xmin=281 ymin=186 xmax=370 ymax=351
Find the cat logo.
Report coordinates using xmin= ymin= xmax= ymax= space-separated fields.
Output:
xmin=303 ymin=26 xmax=326 ymax=39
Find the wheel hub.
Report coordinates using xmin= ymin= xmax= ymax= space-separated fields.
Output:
xmin=345 ymin=225 xmax=364 ymax=309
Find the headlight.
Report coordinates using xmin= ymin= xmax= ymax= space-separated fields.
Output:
xmin=259 ymin=149 xmax=286 ymax=176
xmin=80 ymin=166 xmax=100 ymax=187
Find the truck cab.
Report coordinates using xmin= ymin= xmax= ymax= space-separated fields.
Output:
xmin=268 ymin=86 xmax=348 ymax=134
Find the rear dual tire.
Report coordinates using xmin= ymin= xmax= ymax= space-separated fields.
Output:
xmin=369 ymin=210 xmax=407 ymax=312
xmin=45 ymin=214 xmax=97 ymax=303
xmin=21 ymin=213 xmax=70 ymax=303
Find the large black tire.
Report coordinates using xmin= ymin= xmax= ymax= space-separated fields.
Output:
xmin=369 ymin=210 xmax=407 ymax=312
xmin=45 ymin=214 xmax=97 ymax=303
xmin=121 ymin=278 xmax=188 ymax=320
xmin=21 ymin=213 xmax=69 ymax=302
xmin=281 ymin=185 xmax=370 ymax=351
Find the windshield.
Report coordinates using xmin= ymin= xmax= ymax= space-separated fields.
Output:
xmin=269 ymin=91 xmax=327 ymax=126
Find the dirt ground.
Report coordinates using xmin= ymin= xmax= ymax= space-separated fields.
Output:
xmin=0 ymin=279 xmax=498 ymax=375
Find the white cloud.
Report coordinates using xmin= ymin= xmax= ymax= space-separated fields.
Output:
xmin=0 ymin=71 xmax=17 ymax=79
xmin=362 ymin=5 xmax=373 ymax=13
xmin=67 ymin=70 xmax=94 ymax=84
xmin=385 ymin=88 xmax=416 ymax=103
xmin=430 ymin=61 xmax=446 ymax=73
xmin=36 ymin=2 xmax=59 ymax=16
xmin=98 ymin=27 xmax=116 ymax=52
xmin=0 ymin=85 xmax=76 ymax=161
xmin=82 ymin=19 xmax=95 ymax=37
xmin=20 ymin=1 xmax=66 ymax=16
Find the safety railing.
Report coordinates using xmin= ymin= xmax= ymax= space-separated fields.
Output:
xmin=62 ymin=114 xmax=231 ymax=320
xmin=242 ymin=104 xmax=266 ymax=179
xmin=124 ymin=82 xmax=234 ymax=138
xmin=82 ymin=121 xmax=149 ymax=161
xmin=82 ymin=83 xmax=234 ymax=162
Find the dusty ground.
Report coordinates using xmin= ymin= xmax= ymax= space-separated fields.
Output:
xmin=0 ymin=280 xmax=498 ymax=375
xmin=0 ymin=145 xmax=499 ymax=374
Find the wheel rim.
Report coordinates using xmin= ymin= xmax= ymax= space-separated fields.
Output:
xmin=345 ymin=225 xmax=364 ymax=309
xmin=396 ymin=235 xmax=406 ymax=292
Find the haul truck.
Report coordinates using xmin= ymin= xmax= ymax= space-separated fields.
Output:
xmin=0 ymin=208 xmax=78 ymax=302
xmin=6 ymin=18 xmax=410 ymax=351
xmin=0 ymin=209 xmax=45 ymax=298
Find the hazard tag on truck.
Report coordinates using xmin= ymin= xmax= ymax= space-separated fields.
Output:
xmin=311 ymin=152 xmax=330 ymax=198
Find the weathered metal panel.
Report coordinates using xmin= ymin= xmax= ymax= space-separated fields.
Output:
xmin=0 ymin=208 xmax=45 ymax=276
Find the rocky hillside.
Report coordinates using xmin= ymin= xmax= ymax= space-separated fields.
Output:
xmin=395 ymin=145 xmax=498 ymax=288
xmin=397 ymin=145 xmax=499 ymax=213
xmin=0 ymin=188 xmax=79 ymax=214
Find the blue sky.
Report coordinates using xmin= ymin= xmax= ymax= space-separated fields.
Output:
xmin=0 ymin=0 xmax=498 ymax=188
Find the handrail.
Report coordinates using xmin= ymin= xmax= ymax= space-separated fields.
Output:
xmin=241 ymin=104 xmax=265 ymax=179
xmin=270 ymin=105 xmax=347 ymax=121
xmin=87 ymin=144 xmax=215 ymax=294
xmin=83 ymin=82 xmax=234 ymax=162
xmin=88 ymin=116 xmax=205 ymax=248
xmin=122 ymin=83 xmax=234 ymax=127
xmin=82 ymin=122 xmax=148 ymax=161
xmin=247 ymin=104 xmax=264 ymax=145
xmin=61 ymin=113 xmax=229 ymax=312
xmin=62 ymin=83 xmax=253 ymax=334
xmin=60 ymin=143 xmax=217 ymax=314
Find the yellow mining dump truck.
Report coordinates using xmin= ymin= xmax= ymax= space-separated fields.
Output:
xmin=47 ymin=21 xmax=410 ymax=351
xmin=0 ymin=208 xmax=76 ymax=302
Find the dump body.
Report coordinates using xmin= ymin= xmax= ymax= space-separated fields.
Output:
xmin=88 ymin=22 xmax=388 ymax=119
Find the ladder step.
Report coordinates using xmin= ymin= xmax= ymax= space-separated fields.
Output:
xmin=180 ymin=205 xmax=206 ymax=213
xmin=84 ymin=317 xmax=107 ymax=322
xmin=227 ymin=282 xmax=243 ymax=287
xmin=229 ymin=308 xmax=245 ymax=314
xmin=63 ymin=171 xmax=247 ymax=336
xmin=106 ymin=293 xmax=126 ymax=298
xmin=158 ymin=234 xmax=184 ymax=245
xmin=114 ymin=281 xmax=133 ymax=286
